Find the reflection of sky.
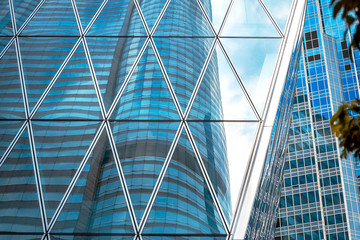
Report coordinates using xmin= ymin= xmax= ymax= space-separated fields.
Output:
xmin=210 ymin=0 xmax=292 ymax=211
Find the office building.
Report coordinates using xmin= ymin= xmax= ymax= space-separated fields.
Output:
xmin=275 ymin=0 xmax=360 ymax=239
xmin=0 ymin=0 xmax=305 ymax=239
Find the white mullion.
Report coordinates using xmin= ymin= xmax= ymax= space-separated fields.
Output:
xmin=104 ymin=121 xmax=139 ymax=233
xmin=138 ymin=122 xmax=184 ymax=233
xmin=0 ymin=120 xmax=27 ymax=168
xmin=217 ymin=39 xmax=261 ymax=120
xmin=47 ymin=121 xmax=106 ymax=231
xmin=0 ymin=37 xmax=15 ymax=59
xmin=8 ymin=0 xmax=17 ymax=35
xmin=218 ymin=0 xmax=234 ymax=36
xmin=133 ymin=0 xmax=151 ymax=36
xmin=27 ymin=120 xmax=49 ymax=233
xmin=183 ymin=38 xmax=217 ymax=119
xmin=148 ymin=0 xmax=172 ymax=36
xmin=258 ymin=0 xmax=284 ymax=37
xmin=195 ymin=0 xmax=217 ymax=36
xmin=149 ymin=38 xmax=184 ymax=119
xmin=16 ymin=0 xmax=46 ymax=35
xmin=106 ymin=37 xmax=150 ymax=119
xmin=183 ymin=121 xmax=230 ymax=234
xmin=70 ymin=0 xmax=84 ymax=36
xmin=83 ymin=0 xmax=108 ymax=35
xmin=82 ymin=37 xmax=107 ymax=120
xmin=29 ymin=38 xmax=82 ymax=119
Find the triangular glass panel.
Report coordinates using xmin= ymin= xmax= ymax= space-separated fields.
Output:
xmin=0 ymin=42 xmax=25 ymax=119
xmin=262 ymin=0 xmax=292 ymax=32
xmin=208 ymin=0 xmax=231 ymax=34
xmin=188 ymin=44 xmax=258 ymax=121
xmin=187 ymin=121 xmax=260 ymax=217
xmin=110 ymin=42 xmax=179 ymax=120
xmin=19 ymin=37 xmax=78 ymax=112
xmin=143 ymin=128 xmax=226 ymax=235
xmin=86 ymin=37 xmax=147 ymax=111
xmin=221 ymin=0 xmax=281 ymax=37
xmin=142 ymin=237 xmax=227 ymax=240
xmin=153 ymin=37 xmax=214 ymax=113
xmin=75 ymin=0 xmax=104 ymax=30
xmin=32 ymin=120 xmax=102 ymax=222
xmin=220 ymin=38 xmax=282 ymax=116
xmin=109 ymin=120 xmax=179 ymax=224
xmin=0 ymin=128 xmax=43 ymax=234
xmin=51 ymin=128 xmax=134 ymax=235
xmin=0 ymin=37 xmax=12 ymax=54
xmin=32 ymin=42 xmax=102 ymax=120
xmin=137 ymin=0 xmax=168 ymax=32
xmin=87 ymin=0 xmax=146 ymax=36
xmin=0 ymin=2 xmax=13 ymax=36
xmin=13 ymin=0 xmax=42 ymax=31
xmin=0 ymin=121 xmax=24 ymax=159
xmin=154 ymin=0 xmax=214 ymax=37
xmin=21 ymin=0 xmax=79 ymax=36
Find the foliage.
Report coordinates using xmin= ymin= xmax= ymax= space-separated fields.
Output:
xmin=330 ymin=99 xmax=360 ymax=158
xmin=331 ymin=0 xmax=360 ymax=50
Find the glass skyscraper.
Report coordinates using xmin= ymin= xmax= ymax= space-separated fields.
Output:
xmin=275 ymin=0 xmax=360 ymax=239
xmin=0 ymin=0 xmax=305 ymax=239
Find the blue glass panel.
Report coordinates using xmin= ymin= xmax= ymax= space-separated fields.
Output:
xmin=50 ymin=236 xmax=134 ymax=240
xmin=154 ymin=0 xmax=213 ymax=36
xmin=142 ymin=237 xmax=227 ymax=240
xmin=87 ymin=0 xmax=146 ymax=36
xmin=51 ymin=129 xmax=134 ymax=234
xmin=110 ymin=42 xmax=179 ymax=120
xmin=138 ymin=0 xmax=167 ymax=32
xmin=21 ymin=0 xmax=79 ymax=36
xmin=0 ymin=42 xmax=25 ymax=119
xmin=262 ymin=0 xmax=293 ymax=32
xmin=32 ymin=121 xmax=102 ymax=222
xmin=32 ymin=42 xmax=102 ymax=120
xmin=0 ymin=128 xmax=43 ymax=233
xmin=0 ymin=37 xmax=12 ymax=54
xmin=0 ymin=121 xmax=24 ymax=159
xmin=86 ymin=37 xmax=147 ymax=111
xmin=143 ymin=128 xmax=226 ymax=234
xmin=75 ymin=0 xmax=103 ymax=30
xmin=110 ymin=121 xmax=179 ymax=224
xmin=13 ymin=0 xmax=41 ymax=31
xmin=19 ymin=37 xmax=78 ymax=112
xmin=154 ymin=37 xmax=214 ymax=113
xmin=0 ymin=2 xmax=13 ymax=36
xmin=0 ymin=235 xmax=43 ymax=240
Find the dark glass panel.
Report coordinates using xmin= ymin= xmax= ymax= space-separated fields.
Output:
xmin=86 ymin=37 xmax=147 ymax=111
xmin=0 ymin=42 xmax=25 ymax=119
xmin=51 ymin=128 xmax=134 ymax=235
xmin=87 ymin=0 xmax=146 ymax=36
xmin=13 ymin=0 xmax=41 ymax=31
xmin=0 ymin=37 xmax=12 ymax=54
xmin=21 ymin=0 xmax=79 ymax=36
xmin=32 ymin=121 xmax=102 ymax=222
xmin=143 ymin=128 xmax=226 ymax=235
xmin=110 ymin=42 xmax=179 ymax=120
xmin=19 ymin=37 xmax=78 ymax=112
xmin=0 ymin=2 xmax=12 ymax=36
xmin=32 ymin=42 xmax=102 ymax=120
xmin=154 ymin=0 xmax=213 ymax=36
xmin=110 ymin=121 xmax=179 ymax=224
xmin=0 ymin=121 xmax=24 ymax=159
xmin=153 ymin=37 xmax=214 ymax=113
xmin=0 ymin=128 xmax=43 ymax=233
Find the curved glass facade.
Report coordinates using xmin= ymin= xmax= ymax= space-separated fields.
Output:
xmin=0 ymin=0 xmax=305 ymax=239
